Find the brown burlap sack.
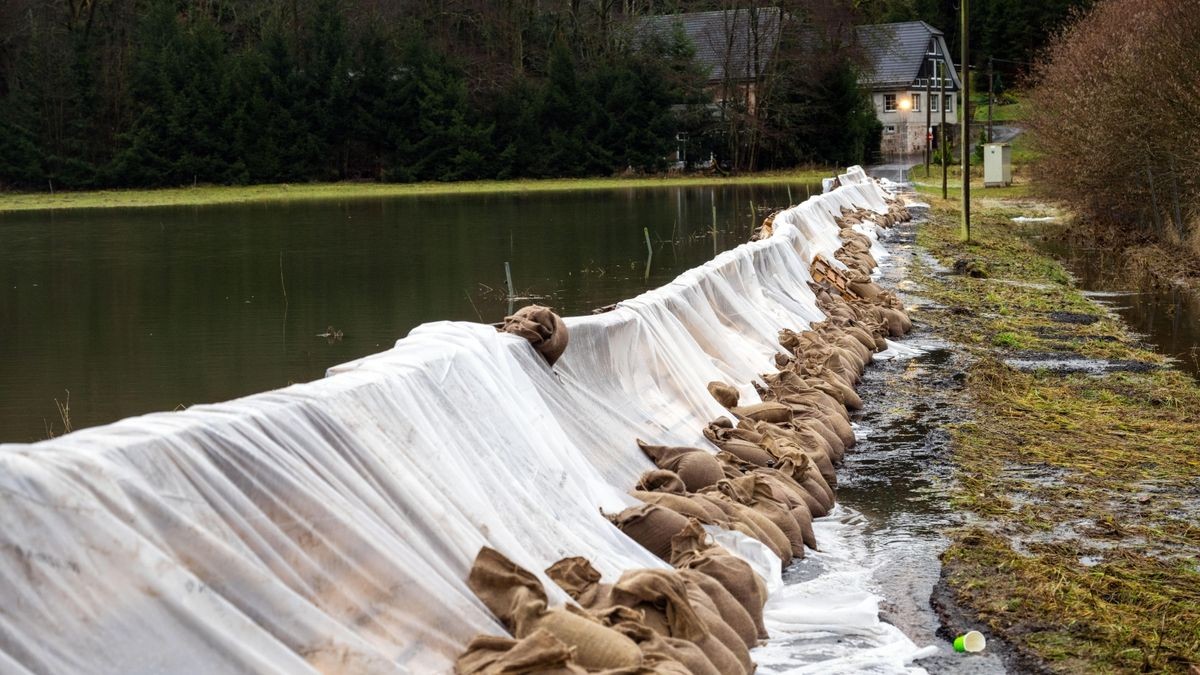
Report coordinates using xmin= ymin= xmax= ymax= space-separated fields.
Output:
xmin=683 ymin=583 xmax=754 ymax=674
xmin=500 ymin=305 xmax=569 ymax=366
xmin=703 ymin=489 xmax=793 ymax=563
xmin=544 ymin=557 xmax=602 ymax=604
xmin=670 ymin=534 xmax=768 ymax=640
xmin=454 ymin=629 xmax=587 ymax=675
xmin=517 ymin=608 xmax=643 ymax=671
xmin=612 ymin=570 xmax=749 ymax=675
xmin=706 ymin=381 xmax=740 ymax=409
xmin=608 ymin=618 xmax=720 ymax=675
xmin=691 ymin=494 xmax=785 ymax=561
xmin=677 ymin=568 xmax=757 ymax=649
xmin=730 ymin=402 xmax=794 ymax=424
xmin=635 ymin=469 xmax=687 ymax=495
xmin=715 ymin=475 xmax=807 ymax=558
xmin=630 ymin=490 xmax=719 ymax=524
xmin=466 ymin=548 xmax=643 ymax=671
xmin=752 ymin=473 xmax=818 ymax=551
xmin=612 ymin=503 xmax=692 ymax=562
xmin=715 ymin=438 xmax=775 ymax=467
xmin=637 ymin=441 xmax=724 ymax=492
xmin=755 ymin=463 xmax=825 ymax=519
xmin=467 ymin=546 xmax=548 ymax=624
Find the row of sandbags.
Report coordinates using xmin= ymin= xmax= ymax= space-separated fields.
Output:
xmin=456 ymin=191 xmax=914 ymax=674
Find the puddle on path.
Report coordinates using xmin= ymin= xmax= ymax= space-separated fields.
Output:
xmin=827 ymin=207 xmax=1008 ymax=673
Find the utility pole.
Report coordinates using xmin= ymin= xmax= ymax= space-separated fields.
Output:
xmin=925 ymin=54 xmax=933 ymax=177
xmin=960 ymin=0 xmax=971 ymax=242
xmin=940 ymin=59 xmax=948 ymax=199
xmin=987 ymin=55 xmax=994 ymax=143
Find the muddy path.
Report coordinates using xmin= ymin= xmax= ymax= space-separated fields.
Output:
xmin=832 ymin=199 xmax=1025 ymax=674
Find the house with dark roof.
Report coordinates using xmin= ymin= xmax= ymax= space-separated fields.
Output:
xmin=637 ymin=11 xmax=960 ymax=157
xmin=858 ymin=21 xmax=961 ymax=156
xmin=637 ymin=8 xmax=782 ymax=113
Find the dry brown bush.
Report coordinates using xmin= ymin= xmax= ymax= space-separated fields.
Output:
xmin=1029 ymin=0 xmax=1200 ymax=247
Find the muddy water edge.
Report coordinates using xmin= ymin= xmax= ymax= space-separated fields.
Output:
xmin=829 ymin=204 xmax=1018 ymax=674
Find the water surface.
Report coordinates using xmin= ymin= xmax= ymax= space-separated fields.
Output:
xmin=1038 ymin=236 xmax=1200 ymax=377
xmin=1 ymin=183 xmax=815 ymax=441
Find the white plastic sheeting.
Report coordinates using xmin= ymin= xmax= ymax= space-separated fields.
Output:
xmin=0 ymin=166 xmax=930 ymax=674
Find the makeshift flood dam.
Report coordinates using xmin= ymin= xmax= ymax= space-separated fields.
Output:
xmin=0 ymin=166 xmax=933 ymax=674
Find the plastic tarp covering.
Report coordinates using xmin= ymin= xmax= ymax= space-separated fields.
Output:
xmin=0 ymin=166 xmax=931 ymax=674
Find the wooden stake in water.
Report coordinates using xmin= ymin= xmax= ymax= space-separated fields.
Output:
xmin=504 ymin=261 xmax=515 ymax=314
xmin=643 ymin=227 xmax=653 ymax=283
xmin=749 ymin=200 xmax=756 ymax=236
xmin=711 ymin=204 xmax=718 ymax=257
xmin=787 ymin=185 xmax=793 ymax=206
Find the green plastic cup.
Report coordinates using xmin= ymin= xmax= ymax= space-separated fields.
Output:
xmin=953 ymin=630 xmax=986 ymax=653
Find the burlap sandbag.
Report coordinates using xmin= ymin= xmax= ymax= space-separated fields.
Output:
xmin=752 ymin=472 xmax=818 ymax=551
xmin=608 ymin=618 xmax=720 ymax=675
xmin=466 ymin=548 xmax=642 ymax=671
xmin=636 ymin=469 xmax=687 ymax=495
xmin=682 ymin=583 xmax=754 ymax=674
xmin=669 ymin=521 xmax=768 ymax=639
xmin=612 ymin=503 xmax=691 ymax=562
xmin=706 ymin=381 xmax=740 ymax=409
xmin=692 ymin=493 xmax=790 ymax=563
xmin=730 ymin=401 xmax=794 ymax=424
xmin=517 ymin=607 xmax=644 ymax=672
xmin=702 ymin=490 xmax=793 ymax=563
xmin=454 ymin=629 xmax=587 ymax=675
xmin=637 ymin=441 xmax=724 ymax=492
xmin=630 ymin=490 xmax=719 ymax=524
xmin=611 ymin=570 xmax=749 ymax=675
xmin=500 ymin=305 xmax=568 ymax=366
xmin=715 ymin=475 xmax=806 ymax=558
xmin=677 ymin=569 xmax=757 ymax=649
xmin=715 ymin=438 xmax=776 ymax=467
xmin=755 ymin=463 xmax=825 ymax=519
xmin=544 ymin=557 xmax=604 ymax=606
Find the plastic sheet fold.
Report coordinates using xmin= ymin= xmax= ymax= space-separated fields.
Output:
xmin=0 ymin=167 xmax=928 ymax=674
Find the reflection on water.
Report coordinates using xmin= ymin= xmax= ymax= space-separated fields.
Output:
xmin=1038 ymin=236 xmax=1200 ymax=377
xmin=0 ymin=183 xmax=816 ymax=441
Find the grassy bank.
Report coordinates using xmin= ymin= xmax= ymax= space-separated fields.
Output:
xmin=0 ymin=169 xmax=833 ymax=213
xmin=914 ymin=198 xmax=1200 ymax=672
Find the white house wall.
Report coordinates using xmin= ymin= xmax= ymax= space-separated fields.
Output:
xmin=873 ymin=90 xmax=958 ymax=156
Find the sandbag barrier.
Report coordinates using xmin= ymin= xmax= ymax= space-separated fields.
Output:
xmin=456 ymin=187 xmax=913 ymax=673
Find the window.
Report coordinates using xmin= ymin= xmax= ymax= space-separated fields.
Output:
xmin=883 ymin=94 xmax=897 ymax=112
xmin=931 ymin=95 xmax=939 ymax=113
xmin=884 ymin=124 xmax=897 ymax=134
xmin=911 ymin=94 xmax=921 ymax=112
xmin=944 ymin=95 xmax=953 ymax=112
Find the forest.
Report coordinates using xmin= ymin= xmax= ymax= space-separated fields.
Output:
xmin=0 ymin=0 xmax=1087 ymax=190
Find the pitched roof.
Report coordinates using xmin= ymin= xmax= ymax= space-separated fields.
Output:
xmin=855 ymin=20 xmax=961 ymax=90
xmin=637 ymin=8 xmax=782 ymax=84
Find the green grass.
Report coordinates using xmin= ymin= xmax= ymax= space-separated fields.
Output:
xmin=0 ymin=169 xmax=834 ymax=213
xmin=973 ymin=90 xmax=1027 ymax=124
xmin=915 ymin=199 xmax=1200 ymax=673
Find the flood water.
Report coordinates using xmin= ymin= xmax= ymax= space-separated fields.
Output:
xmin=1038 ymin=235 xmax=1200 ymax=377
xmin=0 ymin=183 xmax=815 ymax=442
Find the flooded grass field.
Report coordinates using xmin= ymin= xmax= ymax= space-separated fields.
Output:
xmin=0 ymin=183 xmax=815 ymax=442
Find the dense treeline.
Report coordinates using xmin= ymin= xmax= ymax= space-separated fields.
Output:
xmin=0 ymin=0 xmax=887 ymax=190
xmin=0 ymin=0 xmax=883 ymax=187
xmin=0 ymin=1 xmax=1079 ymax=190
xmin=1028 ymin=0 xmax=1200 ymax=252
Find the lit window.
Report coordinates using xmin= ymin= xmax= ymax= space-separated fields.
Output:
xmin=883 ymin=94 xmax=897 ymax=112
xmin=911 ymin=94 xmax=921 ymax=112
